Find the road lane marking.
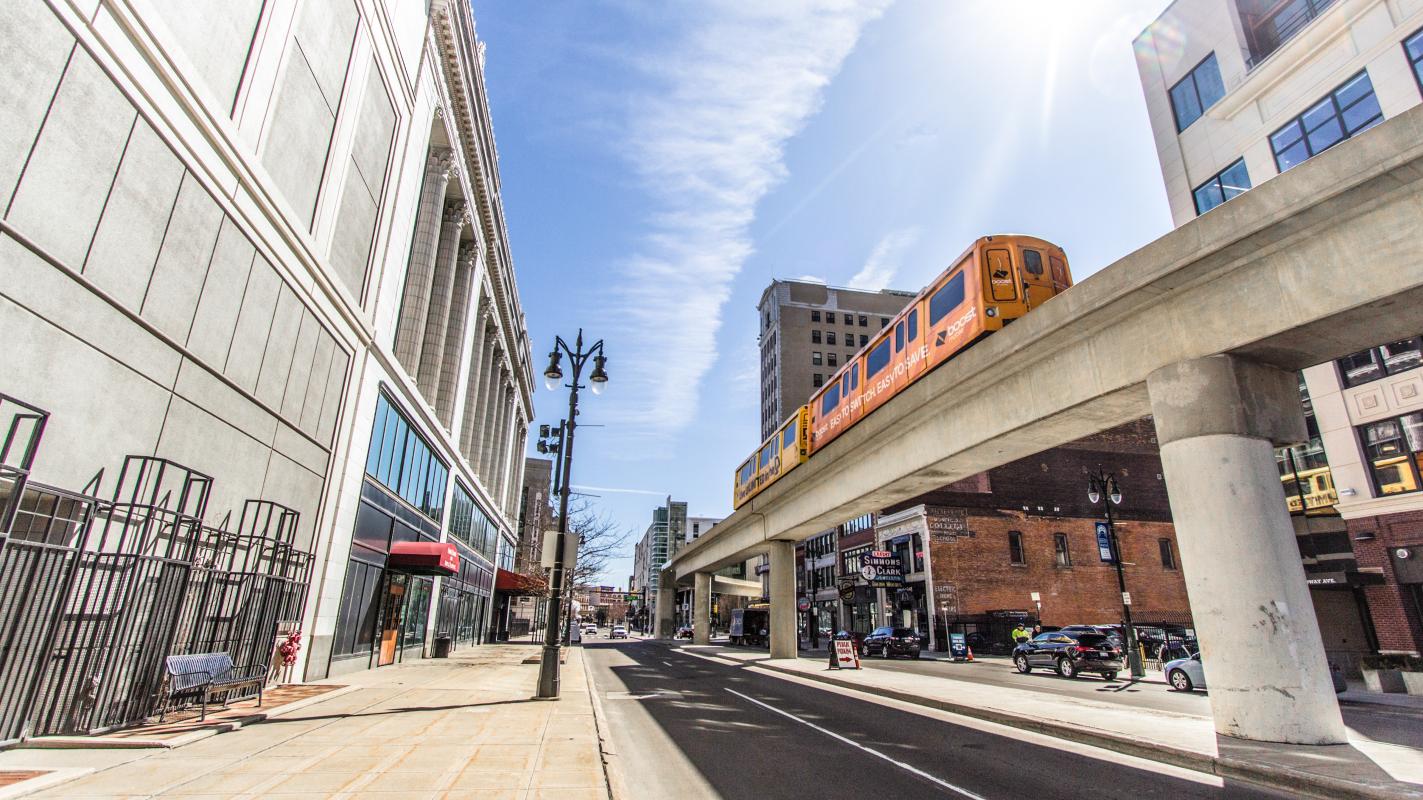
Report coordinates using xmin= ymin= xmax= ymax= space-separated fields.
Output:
xmin=724 ymin=688 xmax=988 ymax=800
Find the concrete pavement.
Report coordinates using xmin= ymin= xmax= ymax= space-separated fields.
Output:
xmin=0 ymin=644 xmax=611 ymax=800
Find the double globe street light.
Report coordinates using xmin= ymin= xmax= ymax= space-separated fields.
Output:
xmin=1087 ymin=467 xmax=1145 ymax=679
xmin=535 ymin=330 xmax=607 ymax=699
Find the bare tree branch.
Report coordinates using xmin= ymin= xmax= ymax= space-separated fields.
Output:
xmin=563 ymin=498 xmax=633 ymax=589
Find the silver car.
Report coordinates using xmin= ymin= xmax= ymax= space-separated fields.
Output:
xmin=1165 ymin=652 xmax=1205 ymax=691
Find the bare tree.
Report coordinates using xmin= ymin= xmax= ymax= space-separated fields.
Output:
xmin=562 ymin=498 xmax=633 ymax=590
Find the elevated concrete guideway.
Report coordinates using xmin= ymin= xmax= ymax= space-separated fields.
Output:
xmin=663 ymin=105 xmax=1423 ymax=745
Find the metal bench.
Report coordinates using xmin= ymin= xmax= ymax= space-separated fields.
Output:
xmin=162 ymin=653 xmax=265 ymax=721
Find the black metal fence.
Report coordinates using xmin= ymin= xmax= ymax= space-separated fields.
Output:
xmin=0 ymin=394 xmax=314 ymax=742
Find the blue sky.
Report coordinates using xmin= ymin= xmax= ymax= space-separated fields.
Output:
xmin=474 ymin=0 xmax=1175 ymax=587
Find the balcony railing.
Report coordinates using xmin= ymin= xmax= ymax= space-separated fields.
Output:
xmin=1244 ymin=0 xmax=1338 ymax=69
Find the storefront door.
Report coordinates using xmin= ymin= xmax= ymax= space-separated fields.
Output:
xmin=378 ymin=574 xmax=407 ymax=667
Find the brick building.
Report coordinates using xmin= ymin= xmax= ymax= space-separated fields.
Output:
xmin=878 ymin=419 xmax=1192 ymax=652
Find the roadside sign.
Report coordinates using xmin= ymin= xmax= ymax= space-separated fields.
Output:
xmin=796 ymin=596 xmax=811 ymax=612
xmin=949 ymin=632 xmax=968 ymax=660
xmin=1096 ymin=523 xmax=1115 ymax=563
xmin=837 ymin=580 xmax=856 ymax=602
xmin=1029 ymin=591 xmax=1041 ymax=602
xmin=831 ymin=639 xmax=861 ymax=670
xmin=1122 ymin=591 xmax=1133 ymax=606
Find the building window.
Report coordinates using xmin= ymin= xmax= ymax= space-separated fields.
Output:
xmin=448 ymin=481 xmax=497 ymax=561
xmin=365 ymin=392 xmax=449 ymax=522
xmin=859 ymin=335 xmax=868 ymax=347
xmin=812 ymin=373 xmax=824 ymax=387
xmin=812 ymin=352 xmax=823 ymax=366
xmin=1169 ymin=53 xmax=1226 ymax=132
xmin=1336 ymin=337 xmax=1422 ymax=388
xmin=1159 ymin=538 xmax=1177 ymax=570
xmin=844 ymin=313 xmax=854 ymax=325
xmin=811 ymin=330 xmax=821 ymax=344
xmin=1192 ymin=158 xmax=1251 ymax=215
xmin=1008 ymin=531 xmax=1025 ymax=565
xmin=1408 ymin=27 xmax=1423 ymax=95
xmin=1360 ymin=413 xmax=1423 ymax=496
xmin=1270 ymin=71 xmax=1382 ymax=172
xmin=1053 ymin=533 xmax=1071 ymax=567
xmin=858 ymin=315 xmax=867 ymax=327
xmin=827 ymin=353 xmax=838 ymax=367
xmin=880 ymin=317 xmax=889 ymax=328
xmin=827 ymin=331 xmax=837 ymax=346
xmin=811 ymin=310 xmax=820 ymax=322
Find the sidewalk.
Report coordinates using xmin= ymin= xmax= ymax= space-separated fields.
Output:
xmin=670 ymin=641 xmax=1423 ymax=800
xmin=0 ymin=644 xmax=611 ymax=800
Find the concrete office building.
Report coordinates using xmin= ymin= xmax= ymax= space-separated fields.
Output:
xmin=1137 ymin=0 xmax=1423 ymax=660
xmin=0 ymin=0 xmax=535 ymax=687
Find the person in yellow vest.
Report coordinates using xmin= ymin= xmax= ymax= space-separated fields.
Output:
xmin=1011 ymin=623 xmax=1031 ymax=646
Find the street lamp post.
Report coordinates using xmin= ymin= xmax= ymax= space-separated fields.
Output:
xmin=1087 ymin=466 xmax=1145 ymax=679
xmin=537 ymin=420 xmax=567 ymax=643
xmin=536 ymin=329 xmax=608 ymax=699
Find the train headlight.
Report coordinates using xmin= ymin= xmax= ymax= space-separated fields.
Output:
xmin=985 ymin=307 xmax=998 ymax=317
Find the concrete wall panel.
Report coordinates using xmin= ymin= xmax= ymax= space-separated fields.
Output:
xmin=273 ymin=421 xmax=329 ymax=477
xmin=299 ymin=332 xmax=336 ymax=434
xmin=0 ymin=295 xmax=169 ymax=492
xmin=262 ymin=51 xmax=335 ymax=226
xmin=293 ymin=0 xmax=357 ymax=110
xmin=83 ymin=121 xmax=184 ymax=310
xmin=255 ymin=283 xmax=303 ymax=408
xmin=187 ymin=218 xmax=256 ymax=368
xmin=315 ymin=348 xmax=349 ymax=445
xmin=0 ymin=0 xmax=74 ymax=209
xmin=261 ymin=449 xmax=325 ymax=548
xmin=351 ymin=65 xmax=395 ymax=197
xmin=141 ymin=174 xmax=223 ymax=343
xmin=224 ymin=255 xmax=282 ymax=391
xmin=172 ymin=358 xmax=278 ymax=446
xmin=328 ymin=163 xmax=377 ymax=296
xmin=156 ymin=394 xmax=275 ymax=527
xmin=7 ymin=50 xmax=136 ymax=268
xmin=280 ymin=309 xmax=321 ymax=420
xmin=144 ymin=0 xmax=264 ymax=109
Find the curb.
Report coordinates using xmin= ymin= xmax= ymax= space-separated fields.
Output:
xmin=578 ymin=648 xmax=624 ymax=800
xmin=19 ymin=684 xmax=360 ymax=751
xmin=0 ymin=768 xmax=94 ymax=800
xmin=656 ymin=643 xmax=1421 ymax=800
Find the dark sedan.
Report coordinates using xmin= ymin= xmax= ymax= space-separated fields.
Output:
xmin=861 ymin=626 xmax=922 ymax=659
xmin=1013 ymin=630 xmax=1122 ymax=680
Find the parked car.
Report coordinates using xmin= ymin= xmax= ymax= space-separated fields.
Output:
xmin=1060 ymin=625 xmax=1125 ymax=650
xmin=675 ymin=625 xmax=693 ymax=640
xmin=610 ymin=625 xmax=628 ymax=639
xmin=1013 ymin=630 xmax=1123 ymax=680
xmin=1165 ymin=652 xmax=1205 ymax=691
xmin=861 ymin=626 xmax=922 ymax=659
xmin=582 ymin=623 xmax=598 ymax=637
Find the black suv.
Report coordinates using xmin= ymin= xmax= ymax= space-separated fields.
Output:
xmin=1013 ymin=630 xmax=1122 ymax=680
xmin=861 ymin=626 xmax=922 ymax=659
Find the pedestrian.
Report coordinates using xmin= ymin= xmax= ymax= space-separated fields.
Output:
xmin=1011 ymin=623 xmax=1031 ymax=646
xmin=1032 ymin=624 xmax=1043 ymax=636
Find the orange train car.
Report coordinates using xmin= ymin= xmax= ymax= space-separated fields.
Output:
xmin=732 ymin=234 xmax=1072 ymax=509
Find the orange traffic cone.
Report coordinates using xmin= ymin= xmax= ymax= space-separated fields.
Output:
xmin=966 ymin=646 xmax=975 ymax=662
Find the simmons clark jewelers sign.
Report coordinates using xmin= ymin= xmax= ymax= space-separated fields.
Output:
xmin=859 ymin=551 xmax=904 ymax=588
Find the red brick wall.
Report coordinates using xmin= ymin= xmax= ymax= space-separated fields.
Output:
xmin=929 ymin=509 xmax=1191 ymax=627
xmin=1349 ymin=510 xmax=1423 ymax=654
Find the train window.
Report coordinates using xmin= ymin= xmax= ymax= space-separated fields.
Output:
xmin=759 ymin=443 xmax=774 ymax=468
xmin=930 ymin=272 xmax=966 ymax=325
xmin=850 ymin=363 xmax=859 ymax=390
xmin=1050 ymin=255 xmax=1068 ymax=286
xmin=907 ymin=309 xmax=918 ymax=341
xmin=821 ymin=383 xmax=841 ymax=415
xmin=783 ymin=420 xmax=797 ymax=449
xmin=1023 ymin=249 xmax=1044 ymax=276
xmin=867 ymin=339 xmax=891 ymax=377
xmin=738 ymin=462 xmax=753 ymax=484
xmin=841 ymin=373 xmax=849 ymax=395
xmin=894 ymin=321 xmax=904 ymax=351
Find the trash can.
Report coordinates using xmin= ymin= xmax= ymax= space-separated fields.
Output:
xmin=433 ymin=636 xmax=452 ymax=658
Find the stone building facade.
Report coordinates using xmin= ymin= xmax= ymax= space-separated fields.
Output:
xmin=0 ymin=0 xmax=535 ymax=682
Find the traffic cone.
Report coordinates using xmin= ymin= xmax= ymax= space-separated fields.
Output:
xmin=966 ymin=646 xmax=975 ymax=662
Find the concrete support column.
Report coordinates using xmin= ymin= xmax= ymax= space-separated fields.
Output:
xmin=394 ymin=148 xmax=455 ymax=371
xmin=693 ymin=572 xmax=712 ymax=645
xmin=768 ymin=540 xmax=797 ymax=659
xmin=416 ymin=201 xmax=469 ymax=401
xmin=435 ymin=242 xmax=478 ymax=427
xmin=655 ymin=576 xmax=677 ymax=639
xmin=1148 ymin=355 xmax=1347 ymax=744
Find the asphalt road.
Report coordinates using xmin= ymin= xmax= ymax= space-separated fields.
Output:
xmin=583 ymin=639 xmax=1291 ymax=800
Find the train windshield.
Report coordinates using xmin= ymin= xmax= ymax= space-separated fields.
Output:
xmin=1023 ymin=249 xmax=1044 ymax=275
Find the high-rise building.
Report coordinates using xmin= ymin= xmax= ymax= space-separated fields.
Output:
xmin=1135 ymin=0 xmax=1423 ymax=662
xmin=757 ymin=280 xmax=918 ymax=441
xmin=0 ymin=0 xmax=536 ymax=714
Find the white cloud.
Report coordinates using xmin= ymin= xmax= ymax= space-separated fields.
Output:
xmin=793 ymin=274 xmax=828 ymax=284
xmin=848 ymin=227 xmax=920 ymax=291
xmin=603 ymin=0 xmax=892 ymax=442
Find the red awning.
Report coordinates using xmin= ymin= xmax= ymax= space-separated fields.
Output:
xmin=388 ymin=541 xmax=459 ymax=576
xmin=495 ymin=568 xmax=548 ymax=596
